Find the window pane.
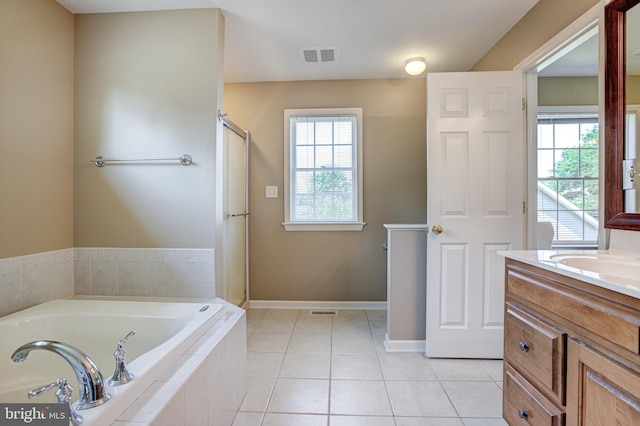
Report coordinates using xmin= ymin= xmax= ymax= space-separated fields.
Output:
xmin=538 ymin=124 xmax=554 ymax=148
xmin=538 ymin=150 xmax=554 ymax=178
xmin=558 ymin=180 xmax=584 ymax=209
xmin=295 ymin=171 xmax=313 ymax=195
xmin=579 ymin=148 xmax=598 ymax=178
xmin=334 ymin=145 xmax=353 ymax=168
xmin=315 ymin=121 xmax=333 ymax=145
xmin=554 ymin=123 xmax=580 ymax=148
xmin=296 ymin=146 xmax=314 ymax=168
xmin=295 ymin=121 xmax=313 ymax=145
xmin=538 ymin=181 xmax=558 ymax=211
xmin=294 ymin=195 xmax=313 ymax=219
xmin=315 ymin=145 xmax=333 ymax=168
xmin=334 ymin=120 xmax=353 ymax=144
xmin=555 ymin=148 xmax=579 ymax=178
xmin=580 ymin=123 xmax=598 ymax=148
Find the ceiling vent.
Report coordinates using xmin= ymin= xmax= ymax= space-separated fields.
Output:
xmin=299 ymin=46 xmax=340 ymax=63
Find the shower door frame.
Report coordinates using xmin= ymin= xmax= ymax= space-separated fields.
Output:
xmin=218 ymin=111 xmax=249 ymax=306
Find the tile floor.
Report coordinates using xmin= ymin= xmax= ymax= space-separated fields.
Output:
xmin=232 ymin=308 xmax=507 ymax=426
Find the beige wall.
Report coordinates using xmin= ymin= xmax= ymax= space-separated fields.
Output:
xmin=73 ymin=9 xmax=223 ymax=248
xmin=224 ymin=79 xmax=426 ymax=301
xmin=539 ymin=76 xmax=598 ymax=105
xmin=0 ymin=0 xmax=74 ymax=259
xmin=472 ymin=0 xmax=601 ymax=71
xmin=628 ymin=75 xmax=640 ymax=104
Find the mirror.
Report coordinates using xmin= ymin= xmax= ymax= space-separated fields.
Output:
xmin=604 ymin=0 xmax=640 ymax=229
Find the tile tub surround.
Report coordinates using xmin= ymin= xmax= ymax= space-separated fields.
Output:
xmin=74 ymin=248 xmax=215 ymax=298
xmin=114 ymin=299 xmax=247 ymax=426
xmin=236 ymin=308 xmax=507 ymax=425
xmin=0 ymin=248 xmax=74 ymax=317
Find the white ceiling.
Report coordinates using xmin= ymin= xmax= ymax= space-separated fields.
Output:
xmin=56 ymin=0 xmax=539 ymax=83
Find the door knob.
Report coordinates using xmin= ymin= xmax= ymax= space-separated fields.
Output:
xmin=431 ymin=224 xmax=443 ymax=234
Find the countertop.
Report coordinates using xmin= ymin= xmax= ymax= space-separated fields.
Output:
xmin=499 ymin=249 xmax=640 ymax=300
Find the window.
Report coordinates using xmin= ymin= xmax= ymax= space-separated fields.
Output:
xmin=283 ymin=108 xmax=365 ymax=231
xmin=537 ymin=107 xmax=599 ymax=247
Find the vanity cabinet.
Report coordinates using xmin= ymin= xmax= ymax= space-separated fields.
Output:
xmin=503 ymin=259 xmax=640 ymax=425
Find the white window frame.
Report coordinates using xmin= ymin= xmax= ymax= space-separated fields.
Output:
xmin=537 ymin=105 xmax=599 ymax=248
xmin=283 ymin=107 xmax=365 ymax=231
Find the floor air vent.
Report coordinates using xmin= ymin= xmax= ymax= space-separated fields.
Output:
xmin=309 ymin=310 xmax=338 ymax=316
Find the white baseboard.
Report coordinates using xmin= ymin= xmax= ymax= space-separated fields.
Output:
xmin=384 ymin=334 xmax=426 ymax=353
xmin=248 ymin=300 xmax=387 ymax=310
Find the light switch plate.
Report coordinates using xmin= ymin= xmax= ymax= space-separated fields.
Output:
xmin=266 ymin=186 xmax=278 ymax=198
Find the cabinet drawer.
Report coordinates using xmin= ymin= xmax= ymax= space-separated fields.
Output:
xmin=507 ymin=266 xmax=640 ymax=355
xmin=504 ymin=363 xmax=565 ymax=426
xmin=505 ymin=302 xmax=566 ymax=405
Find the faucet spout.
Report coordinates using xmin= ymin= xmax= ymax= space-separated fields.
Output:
xmin=11 ymin=340 xmax=111 ymax=410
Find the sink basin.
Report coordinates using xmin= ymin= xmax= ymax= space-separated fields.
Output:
xmin=549 ymin=253 xmax=640 ymax=285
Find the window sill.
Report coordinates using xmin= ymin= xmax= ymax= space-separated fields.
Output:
xmin=282 ymin=222 xmax=366 ymax=231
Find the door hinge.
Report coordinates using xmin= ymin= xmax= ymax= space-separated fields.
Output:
xmin=522 ymin=98 xmax=527 ymax=111
xmin=522 ymin=201 xmax=527 ymax=214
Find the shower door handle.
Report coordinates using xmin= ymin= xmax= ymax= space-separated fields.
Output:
xmin=228 ymin=212 xmax=249 ymax=218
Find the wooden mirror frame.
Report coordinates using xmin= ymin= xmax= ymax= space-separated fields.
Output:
xmin=605 ymin=0 xmax=640 ymax=229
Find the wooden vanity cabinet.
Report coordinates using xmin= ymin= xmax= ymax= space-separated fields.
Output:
xmin=503 ymin=259 xmax=640 ymax=426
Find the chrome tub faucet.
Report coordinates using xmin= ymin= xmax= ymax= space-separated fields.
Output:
xmin=11 ymin=340 xmax=111 ymax=410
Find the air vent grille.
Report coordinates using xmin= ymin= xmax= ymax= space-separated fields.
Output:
xmin=310 ymin=310 xmax=338 ymax=316
xmin=299 ymin=46 xmax=340 ymax=63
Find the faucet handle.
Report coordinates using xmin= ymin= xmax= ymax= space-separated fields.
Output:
xmin=108 ymin=330 xmax=136 ymax=386
xmin=120 ymin=330 xmax=136 ymax=345
xmin=29 ymin=378 xmax=83 ymax=426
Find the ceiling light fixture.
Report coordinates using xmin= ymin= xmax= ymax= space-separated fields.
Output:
xmin=404 ymin=57 xmax=427 ymax=76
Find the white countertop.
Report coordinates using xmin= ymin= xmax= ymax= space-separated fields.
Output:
xmin=499 ymin=250 xmax=640 ymax=300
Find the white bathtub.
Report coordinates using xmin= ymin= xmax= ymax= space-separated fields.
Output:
xmin=0 ymin=298 xmax=226 ymax=425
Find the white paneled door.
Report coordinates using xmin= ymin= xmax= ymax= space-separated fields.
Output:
xmin=426 ymin=71 xmax=525 ymax=358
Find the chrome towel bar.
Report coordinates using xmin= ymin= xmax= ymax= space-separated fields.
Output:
xmin=90 ymin=154 xmax=193 ymax=167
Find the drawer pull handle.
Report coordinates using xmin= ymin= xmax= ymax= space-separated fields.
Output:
xmin=518 ymin=409 xmax=529 ymax=419
xmin=519 ymin=342 xmax=530 ymax=352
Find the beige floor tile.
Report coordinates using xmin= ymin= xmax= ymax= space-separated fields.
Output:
xmin=288 ymin=332 xmax=332 ymax=353
xmin=332 ymin=319 xmax=372 ymax=334
xmin=462 ymin=419 xmax=509 ymax=426
xmin=334 ymin=310 xmax=368 ymax=319
xmin=254 ymin=318 xmax=297 ymax=334
xmin=477 ymin=360 xmax=504 ymax=382
xmin=232 ymin=412 xmax=263 ymax=426
xmin=263 ymin=309 xmax=301 ymax=320
xmin=429 ymin=359 xmax=492 ymax=381
xmin=395 ymin=418 xmax=463 ymax=426
xmin=378 ymin=353 xmax=437 ymax=381
xmin=267 ymin=378 xmax=329 ymax=414
xmin=279 ymin=352 xmax=331 ymax=379
xmin=261 ymin=413 xmax=328 ymax=426
xmin=331 ymin=353 xmax=383 ymax=380
xmin=442 ymin=381 xmax=503 ymax=418
xmin=366 ymin=310 xmax=387 ymax=321
xmin=247 ymin=332 xmax=291 ymax=352
xmin=240 ymin=376 xmax=276 ymax=412
xmin=246 ymin=351 xmax=284 ymax=378
xmin=330 ymin=380 xmax=393 ymax=416
xmin=245 ymin=309 xmax=267 ymax=321
xmin=330 ymin=415 xmax=396 ymax=425
xmin=294 ymin=318 xmax=333 ymax=334
xmin=332 ymin=332 xmax=375 ymax=354
xmin=368 ymin=319 xmax=387 ymax=336
xmin=386 ymin=380 xmax=458 ymax=417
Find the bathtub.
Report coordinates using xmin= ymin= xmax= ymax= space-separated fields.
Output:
xmin=0 ymin=298 xmax=226 ymax=425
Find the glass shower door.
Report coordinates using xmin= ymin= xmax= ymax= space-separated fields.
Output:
xmin=223 ymin=125 xmax=248 ymax=306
